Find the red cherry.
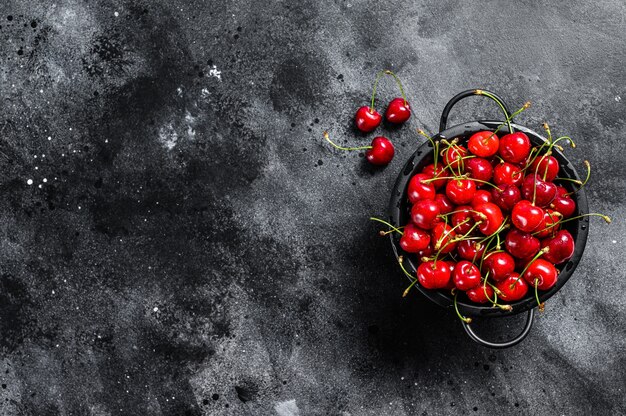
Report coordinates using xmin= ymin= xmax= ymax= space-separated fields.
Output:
xmin=491 ymin=184 xmax=521 ymax=212
xmin=451 ymin=205 xmax=475 ymax=234
xmin=432 ymin=222 xmax=457 ymax=254
xmin=534 ymin=209 xmax=561 ymax=238
xmin=442 ymin=145 xmax=468 ymax=170
xmin=445 ymin=179 xmax=476 ymax=205
xmin=551 ymin=187 xmax=576 ymax=218
xmin=410 ymin=199 xmax=441 ymax=230
xmin=522 ymin=259 xmax=558 ymax=290
xmin=493 ymin=162 xmax=523 ymax=187
xmin=521 ymin=174 xmax=557 ymax=207
xmin=385 ymin=98 xmax=411 ymax=124
xmin=504 ymin=229 xmax=540 ymax=259
xmin=482 ymin=251 xmax=515 ymax=282
xmin=471 ymin=190 xmax=492 ymax=209
xmin=453 ymin=260 xmax=482 ymax=291
xmin=495 ymin=273 xmax=528 ymax=302
xmin=530 ymin=155 xmax=560 ymax=182
xmin=512 ymin=200 xmax=544 ymax=232
xmin=355 ymin=106 xmax=382 ymax=133
xmin=434 ymin=193 xmax=454 ymax=215
xmin=407 ymin=173 xmax=436 ymax=204
xmin=541 ymin=230 xmax=575 ymax=264
xmin=416 ymin=242 xmax=434 ymax=258
xmin=399 ymin=223 xmax=431 ymax=253
xmin=467 ymin=284 xmax=494 ymax=304
xmin=422 ymin=164 xmax=447 ymax=190
xmin=417 ymin=261 xmax=452 ymax=289
xmin=465 ymin=157 xmax=493 ymax=183
xmin=472 ymin=202 xmax=503 ymax=236
xmin=468 ymin=131 xmax=499 ymax=157
xmin=365 ymin=137 xmax=394 ymax=165
xmin=457 ymin=240 xmax=485 ymax=261
xmin=499 ymin=132 xmax=531 ymax=163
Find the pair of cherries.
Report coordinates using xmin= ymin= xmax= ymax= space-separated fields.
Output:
xmin=325 ymin=70 xmax=411 ymax=166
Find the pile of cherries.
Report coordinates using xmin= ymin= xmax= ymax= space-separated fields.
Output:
xmin=371 ymin=93 xmax=610 ymax=321
xmin=324 ymin=70 xmax=410 ymax=165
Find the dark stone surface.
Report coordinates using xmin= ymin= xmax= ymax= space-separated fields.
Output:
xmin=0 ymin=0 xmax=624 ymax=415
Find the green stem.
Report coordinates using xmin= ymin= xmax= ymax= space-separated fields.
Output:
xmin=384 ymin=70 xmax=408 ymax=105
xmin=324 ymin=132 xmax=371 ymax=151
xmin=370 ymin=70 xmax=387 ymax=112
xmin=475 ymin=89 xmax=513 ymax=133
xmin=369 ymin=217 xmax=404 ymax=235
xmin=566 ymin=160 xmax=590 ymax=196
xmin=454 ymin=291 xmax=472 ymax=324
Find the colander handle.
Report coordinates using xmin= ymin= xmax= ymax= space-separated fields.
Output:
xmin=462 ymin=309 xmax=534 ymax=349
xmin=439 ymin=89 xmax=512 ymax=132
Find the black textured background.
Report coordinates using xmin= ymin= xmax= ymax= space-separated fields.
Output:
xmin=1 ymin=1 xmax=625 ymax=415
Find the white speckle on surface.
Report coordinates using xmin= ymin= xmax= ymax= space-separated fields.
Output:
xmin=613 ymin=240 xmax=617 ymax=243
xmin=153 ymin=307 xmax=158 ymax=312
xmin=275 ymin=399 xmax=299 ymax=416
xmin=616 ymin=95 xmax=621 ymax=102
xmin=43 ymin=178 xmax=48 ymax=183
xmin=201 ymin=88 xmax=209 ymax=98
xmin=176 ymin=87 xmax=183 ymax=96
xmin=38 ymin=184 xmax=42 ymax=189
xmin=114 ymin=11 xmax=119 ymax=17
xmin=158 ymin=123 xmax=178 ymax=150
xmin=47 ymin=136 xmax=52 ymax=141
xmin=27 ymin=179 xmax=33 ymax=185
xmin=208 ymin=65 xmax=222 ymax=80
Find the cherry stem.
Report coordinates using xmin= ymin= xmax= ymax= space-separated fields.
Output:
xmin=369 ymin=217 xmax=404 ymax=235
xmin=533 ymin=212 xmax=611 ymax=235
xmin=403 ymin=279 xmax=418 ymax=297
xmin=397 ymin=256 xmax=416 ymax=282
xmin=566 ymin=160 xmax=590 ymax=196
xmin=324 ymin=131 xmax=371 ymax=151
xmin=441 ymin=155 xmax=476 ymax=176
xmin=418 ymin=129 xmax=439 ymax=171
xmin=534 ymin=280 xmax=544 ymax=312
xmin=370 ymin=70 xmax=387 ymax=112
xmin=383 ymin=70 xmax=408 ymax=105
xmin=490 ymin=101 xmax=531 ymax=139
xmin=512 ymin=247 xmax=550 ymax=287
xmin=475 ymin=90 xmax=513 ymax=133
xmin=554 ymin=177 xmax=583 ymax=185
xmin=453 ymin=291 xmax=472 ymax=324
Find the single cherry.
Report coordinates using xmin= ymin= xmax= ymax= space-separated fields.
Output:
xmin=551 ymin=186 xmax=576 ymax=218
xmin=472 ymin=202 xmax=503 ymax=235
xmin=407 ymin=173 xmax=436 ymax=204
xmin=323 ymin=132 xmax=394 ymax=166
xmin=482 ymin=251 xmax=516 ymax=282
xmin=493 ymin=162 xmax=523 ymax=187
xmin=422 ymin=163 xmax=447 ymax=189
xmin=399 ymin=223 xmax=431 ymax=253
xmin=451 ymin=205 xmax=475 ymax=234
xmin=499 ymin=132 xmax=531 ymax=163
xmin=366 ymin=137 xmax=395 ymax=165
xmin=512 ymin=200 xmax=544 ymax=232
xmin=355 ymin=106 xmax=382 ymax=133
xmin=465 ymin=157 xmax=493 ymax=183
xmin=417 ymin=260 xmax=452 ymax=289
xmin=530 ymin=155 xmax=560 ymax=182
xmin=457 ymin=240 xmax=485 ymax=261
xmin=445 ymin=179 xmax=476 ymax=205
xmin=434 ymin=193 xmax=454 ymax=215
xmin=385 ymin=98 xmax=411 ymax=124
xmin=468 ymin=131 xmax=499 ymax=157
xmin=491 ymin=184 xmax=521 ymax=212
xmin=453 ymin=261 xmax=482 ymax=291
xmin=495 ymin=273 xmax=528 ymax=302
xmin=432 ymin=222 xmax=457 ymax=254
xmin=466 ymin=284 xmax=494 ymax=304
xmin=410 ymin=199 xmax=441 ymax=230
xmin=521 ymin=174 xmax=557 ymax=207
xmin=541 ymin=230 xmax=575 ymax=264
xmin=504 ymin=229 xmax=540 ymax=259
xmin=442 ymin=145 xmax=468 ymax=171
xmin=471 ymin=190 xmax=492 ymax=209
xmin=522 ymin=259 xmax=558 ymax=290
xmin=534 ymin=209 xmax=561 ymax=238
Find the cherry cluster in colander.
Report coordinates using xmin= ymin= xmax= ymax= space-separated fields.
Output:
xmin=372 ymin=99 xmax=609 ymax=321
